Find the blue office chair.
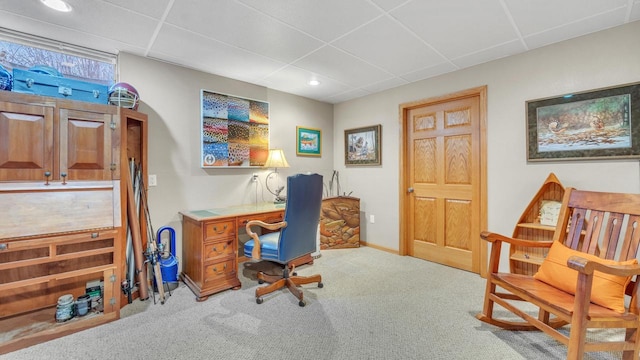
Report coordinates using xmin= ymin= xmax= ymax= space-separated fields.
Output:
xmin=244 ymin=173 xmax=324 ymax=306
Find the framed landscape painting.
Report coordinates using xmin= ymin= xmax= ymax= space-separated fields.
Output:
xmin=526 ymin=82 xmax=640 ymax=161
xmin=344 ymin=124 xmax=381 ymax=166
xmin=296 ymin=126 xmax=321 ymax=156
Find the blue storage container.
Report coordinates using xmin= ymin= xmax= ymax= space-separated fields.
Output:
xmin=12 ymin=68 xmax=109 ymax=104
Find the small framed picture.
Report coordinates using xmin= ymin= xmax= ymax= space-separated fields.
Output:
xmin=345 ymin=124 xmax=381 ymax=166
xmin=296 ymin=126 xmax=322 ymax=156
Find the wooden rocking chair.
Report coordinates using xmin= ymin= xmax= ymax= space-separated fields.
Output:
xmin=476 ymin=188 xmax=640 ymax=359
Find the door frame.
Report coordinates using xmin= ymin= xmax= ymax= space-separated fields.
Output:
xmin=398 ymin=86 xmax=488 ymax=277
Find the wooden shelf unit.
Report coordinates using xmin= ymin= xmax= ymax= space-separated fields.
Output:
xmin=509 ymin=173 xmax=565 ymax=275
xmin=0 ymin=91 xmax=147 ymax=354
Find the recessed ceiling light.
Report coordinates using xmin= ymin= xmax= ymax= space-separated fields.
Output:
xmin=40 ymin=0 xmax=73 ymax=12
xmin=308 ymin=80 xmax=320 ymax=86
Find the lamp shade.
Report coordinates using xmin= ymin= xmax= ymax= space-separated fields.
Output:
xmin=264 ymin=149 xmax=290 ymax=168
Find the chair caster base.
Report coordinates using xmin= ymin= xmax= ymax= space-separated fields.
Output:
xmin=256 ymin=297 xmax=264 ymax=304
xmin=318 ymin=282 xmax=323 ymax=288
xmin=299 ymin=300 xmax=305 ymax=307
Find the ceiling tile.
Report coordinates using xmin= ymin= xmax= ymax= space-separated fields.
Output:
xmin=504 ymin=0 xmax=628 ymax=36
xmin=0 ymin=10 xmax=147 ymax=55
xmin=360 ymin=76 xmax=409 ymax=94
xmin=258 ymin=65 xmax=351 ymax=101
xmin=164 ymin=0 xmax=323 ymax=63
xmin=103 ymin=0 xmax=172 ymax=19
xmin=322 ymin=88 xmax=372 ymax=104
xmin=400 ymin=62 xmax=459 ymax=83
xmin=633 ymin=1 xmax=640 ymax=21
xmin=524 ymin=8 xmax=628 ymax=50
xmin=370 ymin=0 xmax=411 ymax=12
xmin=150 ymin=25 xmax=286 ymax=84
xmin=333 ymin=16 xmax=446 ymax=76
xmin=452 ymin=40 xmax=525 ymax=69
xmin=293 ymin=46 xmax=391 ymax=87
xmin=238 ymin=0 xmax=383 ymax=42
xmin=0 ymin=1 xmax=158 ymax=49
xmin=390 ymin=0 xmax=519 ymax=59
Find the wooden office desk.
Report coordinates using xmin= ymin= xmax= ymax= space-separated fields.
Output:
xmin=179 ymin=202 xmax=312 ymax=301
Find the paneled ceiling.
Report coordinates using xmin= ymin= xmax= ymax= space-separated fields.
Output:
xmin=1 ymin=0 xmax=639 ymax=104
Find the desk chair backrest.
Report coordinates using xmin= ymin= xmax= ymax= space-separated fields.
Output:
xmin=278 ymin=173 xmax=323 ymax=262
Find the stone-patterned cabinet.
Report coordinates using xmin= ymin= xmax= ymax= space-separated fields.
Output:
xmin=320 ymin=196 xmax=361 ymax=249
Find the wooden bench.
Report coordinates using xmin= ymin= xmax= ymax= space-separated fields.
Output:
xmin=476 ymin=187 xmax=640 ymax=359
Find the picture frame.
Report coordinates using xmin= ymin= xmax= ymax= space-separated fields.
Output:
xmin=526 ymin=82 xmax=640 ymax=162
xmin=344 ymin=124 xmax=382 ymax=166
xmin=296 ymin=126 xmax=322 ymax=156
xmin=200 ymin=89 xmax=269 ymax=168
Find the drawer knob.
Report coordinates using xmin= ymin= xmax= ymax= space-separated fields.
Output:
xmin=213 ymin=224 xmax=227 ymax=234
xmin=212 ymin=243 xmax=228 ymax=253
xmin=0 ymin=243 xmax=7 ymax=250
xmin=213 ymin=263 xmax=227 ymax=273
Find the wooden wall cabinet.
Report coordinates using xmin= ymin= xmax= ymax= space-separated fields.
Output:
xmin=0 ymin=94 xmax=118 ymax=182
xmin=0 ymin=91 xmax=147 ymax=354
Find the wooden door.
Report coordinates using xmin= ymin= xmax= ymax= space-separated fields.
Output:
xmin=59 ymin=108 xmax=116 ymax=180
xmin=400 ymin=87 xmax=486 ymax=274
xmin=0 ymin=100 xmax=54 ymax=181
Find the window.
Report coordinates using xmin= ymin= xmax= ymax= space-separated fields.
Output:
xmin=0 ymin=28 xmax=116 ymax=86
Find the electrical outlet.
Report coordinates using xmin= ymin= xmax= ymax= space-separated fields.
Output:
xmin=369 ymin=215 xmax=375 ymax=224
xmin=148 ymin=174 xmax=157 ymax=187
xmin=251 ymin=173 xmax=259 ymax=182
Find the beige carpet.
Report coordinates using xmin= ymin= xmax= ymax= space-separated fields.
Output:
xmin=1 ymin=246 xmax=624 ymax=359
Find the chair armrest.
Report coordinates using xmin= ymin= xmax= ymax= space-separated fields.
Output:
xmin=480 ymin=231 xmax=554 ymax=248
xmin=245 ymin=220 xmax=287 ymax=259
xmin=567 ymin=256 xmax=640 ymax=277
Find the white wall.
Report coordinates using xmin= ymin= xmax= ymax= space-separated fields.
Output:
xmin=117 ymin=53 xmax=334 ymax=260
xmin=117 ymin=21 xmax=640 ymax=273
xmin=334 ymin=21 xmax=640 ymax=265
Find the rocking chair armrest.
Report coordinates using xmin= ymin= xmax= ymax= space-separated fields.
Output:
xmin=480 ymin=231 xmax=554 ymax=248
xmin=567 ymin=256 xmax=640 ymax=277
xmin=245 ymin=220 xmax=287 ymax=259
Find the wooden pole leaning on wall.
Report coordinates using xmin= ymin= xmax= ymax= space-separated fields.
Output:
xmin=126 ymin=168 xmax=149 ymax=301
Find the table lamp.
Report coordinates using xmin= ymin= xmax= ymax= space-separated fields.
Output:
xmin=264 ymin=149 xmax=290 ymax=204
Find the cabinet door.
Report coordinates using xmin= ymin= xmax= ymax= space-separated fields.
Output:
xmin=60 ymin=108 xmax=117 ymax=180
xmin=0 ymin=101 xmax=54 ymax=181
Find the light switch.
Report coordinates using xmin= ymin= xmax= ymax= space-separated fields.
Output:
xmin=148 ymin=174 xmax=157 ymax=187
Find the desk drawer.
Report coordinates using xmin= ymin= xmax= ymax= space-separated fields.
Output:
xmin=204 ymin=220 xmax=235 ymax=241
xmin=238 ymin=211 xmax=284 ymax=228
xmin=203 ymin=259 xmax=236 ymax=285
xmin=203 ymin=238 xmax=235 ymax=262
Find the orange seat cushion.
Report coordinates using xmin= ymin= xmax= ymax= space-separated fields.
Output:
xmin=534 ymin=241 xmax=637 ymax=313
